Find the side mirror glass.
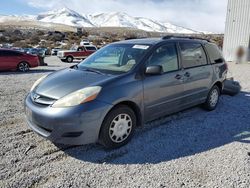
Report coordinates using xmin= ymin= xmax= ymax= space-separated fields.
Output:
xmin=145 ymin=65 xmax=163 ymax=75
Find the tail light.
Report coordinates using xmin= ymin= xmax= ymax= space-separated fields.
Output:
xmin=36 ymin=56 xmax=40 ymax=66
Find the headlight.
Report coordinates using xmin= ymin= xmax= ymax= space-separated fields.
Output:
xmin=52 ymin=86 xmax=102 ymax=108
xmin=30 ymin=75 xmax=47 ymax=92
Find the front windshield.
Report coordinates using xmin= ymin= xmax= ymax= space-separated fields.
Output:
xmin=78 ymin=44 xmax=151 ymax=74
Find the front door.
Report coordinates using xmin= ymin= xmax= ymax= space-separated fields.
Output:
xmin=143 ymin=43 xmax=184 ymax=121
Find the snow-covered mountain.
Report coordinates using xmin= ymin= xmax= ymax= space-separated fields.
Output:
xmin=0 ymin=8 xmax=204 ymax=34
xmin=87 ymin=12 xmax=183 ymax=33
xmin=37 ymin=8 xmax=94 ymax=27
xmin=35 ymin=8 xmax=202 ymax=34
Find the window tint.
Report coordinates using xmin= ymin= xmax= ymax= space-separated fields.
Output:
xmin=85 ymin=46 xmax=97 ymax=51
xmin=0 ymin=50 xmax=4 ymax=56
xmin=179 ymin=43 xmax=207 ymax=68
xmin=148 ymin=44 xmax=178 ymax=73
xmin=0 ymin=50 xmax=22 ymax=56
xmin=204 ymin=43 xmax=223 ymax=64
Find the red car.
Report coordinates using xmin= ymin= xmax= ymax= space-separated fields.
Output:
xmin=0 ymin=49 xmax=39 ymax=72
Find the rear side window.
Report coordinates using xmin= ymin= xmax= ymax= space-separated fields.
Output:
xmin=148 ymin=43 xmax=178 ymax=73
xmin=204 ymin=43 xmax=224 ymax=64
xmin=179 ymin=43 xmax=207 ymax=68
xmin=0 ymin=50 xmax=22 ymax=56
xmin=85 ymin=46 xmax=97 ymax=51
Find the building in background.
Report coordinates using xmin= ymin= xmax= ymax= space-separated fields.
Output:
xmin=223 ymin=0 xmax=250 ymax=62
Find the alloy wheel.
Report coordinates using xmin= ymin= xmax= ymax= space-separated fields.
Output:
xmin=18 ymin=62 xmax=29 ymax=72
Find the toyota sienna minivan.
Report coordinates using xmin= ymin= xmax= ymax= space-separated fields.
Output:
xmin=25 ymin=36 xmax=228 ymax=149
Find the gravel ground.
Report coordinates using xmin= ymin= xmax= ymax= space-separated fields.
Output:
xmin=0 ymin=57 xmax=249 ymax=188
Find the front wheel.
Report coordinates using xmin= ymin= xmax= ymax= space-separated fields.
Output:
xmin=18 ymin=62 xmax=29 ymax=72
xmin=66 ymin=56 xmax=73 ymax=63
xmin=99 ymin=105 xmax=136 ymax=149
xmin=203 ymin=85 xmax=220 ymax=111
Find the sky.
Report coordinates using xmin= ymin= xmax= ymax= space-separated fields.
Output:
xmin=0 ymin=0 xmax=228 ymax=33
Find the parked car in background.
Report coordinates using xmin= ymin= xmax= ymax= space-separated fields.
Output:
xmin=51 ymin=48 xmax=61 ymax=56
xmin=11 ymin=47 xmax=23 ymax=52
xmin=25 ymin=36 xmax=228 ymax=149
xmin=80 ymin=40 xmax=91 ymax=46
xmin=23 ymin=48 xmax=31 ymax=53
xmin=0 ymin=49 xmax=39 ymax=72
xmin=41 ymin=48 xmax=50 ymax=56
xmin=57 ymin=45 xmax=97 ymax=63
xmin=27 ymin=48 xmax=46 ymax=57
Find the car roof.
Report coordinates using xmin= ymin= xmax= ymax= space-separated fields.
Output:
xmin=113 ymin=37 xmax=210 ymax=45
xmin=0 ymin=48 xmax=22 ymax=52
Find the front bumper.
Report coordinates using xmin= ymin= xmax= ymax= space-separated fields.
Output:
xmin=57 ymin=56 xmax=66 ymax=60
xmin=24 ymin=94 xmax=113 ymax=145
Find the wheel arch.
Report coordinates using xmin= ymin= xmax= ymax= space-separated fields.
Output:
xmin=213 ymin=81 xmax=223 ymax=93
xmin=18 ymin=61 xmax=30 ymax=66
xmin=101 ymin=100 xmax=143 ymax=130
xmin=115 ymin=101 xmax=142 ymax=127
xmin=66 ymin=55 xmax=74 ymax=59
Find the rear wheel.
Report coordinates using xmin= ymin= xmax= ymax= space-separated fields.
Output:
xmin=203 ymin=85 xmax=220 ymax=111
xmin=99 ymin=105 xmax=136 ymax=149
xmin=18 ymin=62 xmax=29 ymax=72
xmin=66 ymin=56 xmax=73 ymax=63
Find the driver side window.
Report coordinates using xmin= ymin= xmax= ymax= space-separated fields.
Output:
xmin=148 ymin=43 xmax=178 ymax=73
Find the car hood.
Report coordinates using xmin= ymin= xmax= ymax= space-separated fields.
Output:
xmin=59 ymin=50 xmax=76 ymax=53
xmin=35 ymin=68 xmax=114 ymax=99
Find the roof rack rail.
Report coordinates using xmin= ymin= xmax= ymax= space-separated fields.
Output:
xmin=162 ymin=35 xmax=211 ymax=42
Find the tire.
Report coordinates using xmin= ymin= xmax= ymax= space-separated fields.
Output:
xmin=203 ymin=85 xmax=220 ymax=111
xmin=66 ymin=56 xmax=73 ymax=63
xmin=17 ymin=62 xmax=29 ymax=72
xmin=99 ymin=105 xmax=136 ymax=149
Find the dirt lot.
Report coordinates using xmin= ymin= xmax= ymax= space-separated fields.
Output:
xmin=0 ymin=57 xmax=250 ymax=188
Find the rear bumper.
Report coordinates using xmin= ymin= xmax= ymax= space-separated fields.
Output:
xmin=24 ymin=94 xmax=113 ymax=145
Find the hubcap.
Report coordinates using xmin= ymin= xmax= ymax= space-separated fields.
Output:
xmin=19 ymin=63 xmax=29 ymax=72
xmin=109 ymin=114 xmax=132 ymax=143
xmin=68 ymin=57 xmax=73 ymax=62
xmin=209 ymin=89 xmax=219 ymax=107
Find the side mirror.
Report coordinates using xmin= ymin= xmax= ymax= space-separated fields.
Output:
xmin=145 ymin=65 xmax=163 ymax=75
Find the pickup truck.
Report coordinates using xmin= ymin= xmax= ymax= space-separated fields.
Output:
xmin=57 ymin=46 xmax=97 ymax=63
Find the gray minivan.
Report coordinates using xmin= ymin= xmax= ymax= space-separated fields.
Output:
xmin=25 ymin=36 xmax=228 ymax=149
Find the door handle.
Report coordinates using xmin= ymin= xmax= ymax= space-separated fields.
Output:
xmin=184 ymin=72 xmax=190 ymax=77
xmin=175 ymin=74 xmax=182 ymax=80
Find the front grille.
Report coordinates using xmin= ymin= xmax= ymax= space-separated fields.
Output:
xmin=31 ymin=92 xmax=56 ymax=106
xmin=57 ymin=52 xmax=64 ymax=58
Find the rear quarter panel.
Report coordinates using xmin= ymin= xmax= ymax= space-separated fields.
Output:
xmin=24 ymin=54 xmax=39 ymax=68
xmin=211 ymin=62 xmax=227 ymax=88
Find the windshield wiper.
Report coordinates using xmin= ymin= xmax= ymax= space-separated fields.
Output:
xmin=82 ymin=68 xmax=105 ymax=75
